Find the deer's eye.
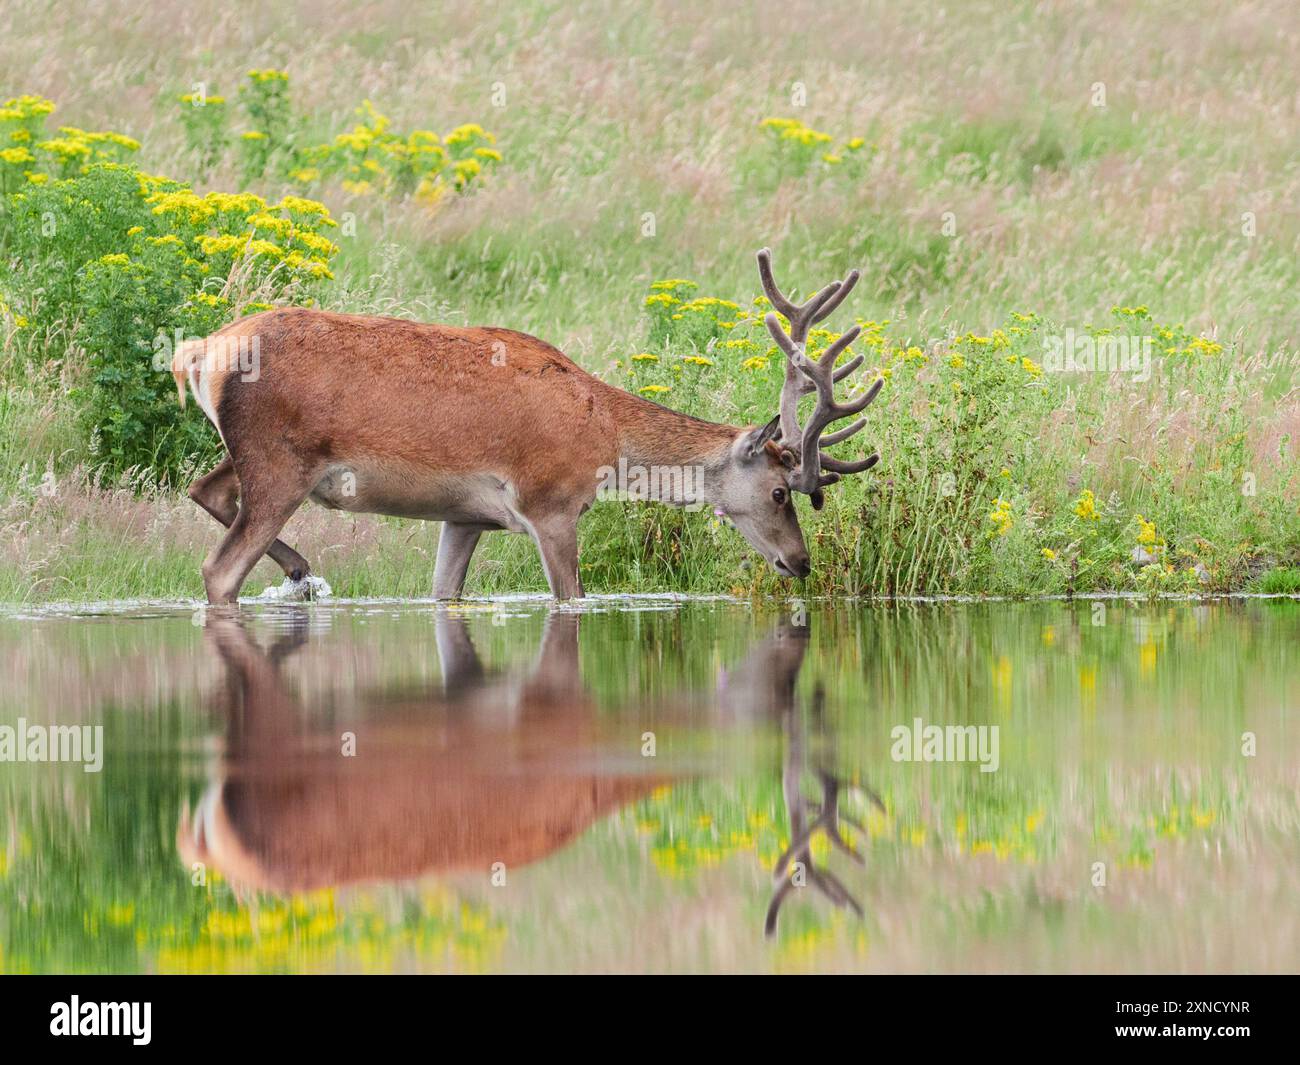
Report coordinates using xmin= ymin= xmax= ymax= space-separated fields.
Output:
xmin=772 ymin=488 xmax=788 ymax=505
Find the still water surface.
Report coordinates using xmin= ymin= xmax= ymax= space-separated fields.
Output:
xmin=1 ymin=596 xmax=1296 ymax=973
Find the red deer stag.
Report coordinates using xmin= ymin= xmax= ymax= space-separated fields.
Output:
xmin=173 ymin=249 xmax=882 ymax=603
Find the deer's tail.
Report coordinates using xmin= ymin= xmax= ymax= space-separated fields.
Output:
xmin=170 ymin=338 xmax=207 ymax=408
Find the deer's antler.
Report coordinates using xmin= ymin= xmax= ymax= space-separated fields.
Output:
xmin=756 ymin=248 xmax=882 ymax=509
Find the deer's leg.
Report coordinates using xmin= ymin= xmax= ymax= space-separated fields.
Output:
xmin=527 ymin=516 xmax=583 ymax=600
xmin=433 ymin=522 xmax=483 ymax=600
xmin=201 ymin=475 xmax=316 ymax=605
xmin=189 ymin=456 xmax=312 ymax=581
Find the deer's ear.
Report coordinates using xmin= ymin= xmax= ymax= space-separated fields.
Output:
xmin=763 ymin=440 xmax=797 ymax=469
xmin=742 ymin=415 xmax=781 ymax=457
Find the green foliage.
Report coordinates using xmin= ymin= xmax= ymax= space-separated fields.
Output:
xmin=177 ymin=91 xmax=230 ymax=171
xmin=175 ymin=72 xmax=503 ymax=201
xmin=1 ymin=94 xmax=341 ymax=484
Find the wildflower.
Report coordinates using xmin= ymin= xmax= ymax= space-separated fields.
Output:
xmin=1135 ymin=515 xmax=1158 ymax=546
xmin=1041 ymin=548 xmax=1056 ymax=560
xmin=1021 ymin=357 xmax=1042 ymax=377
xmin=987 ymin=497 xmax=1014 ymax=537
xmin=1073 ymin=489 xmax=1099 ymax=521
xmin=949 ymin=354 xmax=965 ymax=369
xmin=681 ymin=355 xmax=713 ymax=366
xmin=246 ymin=69 xmax=289 ymax=84
xmin=638 ymin=385 xmax=671 ymax=395
xmin=631 ymin=353 xmax=659 ymax=362
xmin=741 ymin=356 xmax=769 ymax=371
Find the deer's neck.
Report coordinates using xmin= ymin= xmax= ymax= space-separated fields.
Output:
xmin=598 ymin=385 xmax=738 ymax=507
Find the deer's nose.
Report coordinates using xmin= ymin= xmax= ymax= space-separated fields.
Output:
xmin=793 ymin=555 xmax=811 ymax=578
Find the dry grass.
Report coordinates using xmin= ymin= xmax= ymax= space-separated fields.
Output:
xmin=2 ymin=0 xmax=1296 ymax=600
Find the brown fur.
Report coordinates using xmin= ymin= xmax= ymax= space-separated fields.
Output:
xmin=178 ymin=306 xmax=806 ymax=603
xmin=177 ymin=613 xmax=663 ymax=893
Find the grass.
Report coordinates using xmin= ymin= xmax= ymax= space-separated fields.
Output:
xmin=1 ymin=0 xmax=1297 ymax=602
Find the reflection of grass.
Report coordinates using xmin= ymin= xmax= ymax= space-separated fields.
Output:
xmin=151 ymin=885 xmax=504 ymax=974
xmin=2 ymin=599 xmax=1296 ymax=973
xmin=0 ymin=707 xmax=504 ymax=974
xmin=3 ymin=2 xmax=1299 ymax=603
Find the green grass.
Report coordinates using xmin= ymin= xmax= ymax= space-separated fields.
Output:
xmin=1 ymin=0 xmax=1297 ymax=602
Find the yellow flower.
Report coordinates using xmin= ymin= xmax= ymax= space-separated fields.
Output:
xmin=246 ymin=68 xmax=289 ymax=84
xmin=1073 ymin=489 xmax=1098 ymax=521
xmin=681 ymin=355 xmax=713 ymax=366
xmin=631 ymin=353 xmax=659 ymax=362
xmin=1041 ymin=548 xmax=1056 ymax=560
xmin=638 ymin=384 xmax=671 ymax=395
xmin=987 ymin=497 xmax=1014 ymax=537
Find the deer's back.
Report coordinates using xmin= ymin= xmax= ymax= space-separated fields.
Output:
xmin=200 ymin=307 xmax=619 ymax=506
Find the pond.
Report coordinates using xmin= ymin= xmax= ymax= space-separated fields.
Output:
xmin=0 ymin=596 xmax=1295 ymax=973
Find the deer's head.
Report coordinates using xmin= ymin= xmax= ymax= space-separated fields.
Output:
xmin=714 ymin=249 xmax=882 ymax=579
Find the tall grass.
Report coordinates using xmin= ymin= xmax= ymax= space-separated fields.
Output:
xmin=1 ymin=0 xmax=1297 ymax=601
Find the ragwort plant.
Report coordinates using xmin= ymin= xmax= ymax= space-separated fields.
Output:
xmin=600 ymin=272 xmax=1293 ymax=598
xmin=1 ymin=94 xmax=340 ymax=485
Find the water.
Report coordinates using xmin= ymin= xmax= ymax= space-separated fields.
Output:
xmin=0 ymin=596 xmax=1295 ymax=973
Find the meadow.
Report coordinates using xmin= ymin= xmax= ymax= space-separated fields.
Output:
xmin=1 ymin=0 xmax=1297 ymax=601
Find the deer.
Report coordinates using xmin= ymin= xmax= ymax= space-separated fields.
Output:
xmin=173 ymin=248 xmax=883 ymax=604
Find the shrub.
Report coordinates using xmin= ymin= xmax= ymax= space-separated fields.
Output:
xmin=2 ymin=93 xmax=341 ymax=484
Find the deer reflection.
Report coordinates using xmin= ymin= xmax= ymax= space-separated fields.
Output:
xmin=179 ymin=608 xmax=873 ymax=937
xmin=178 ymin=610 xmax=656 ymax=893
